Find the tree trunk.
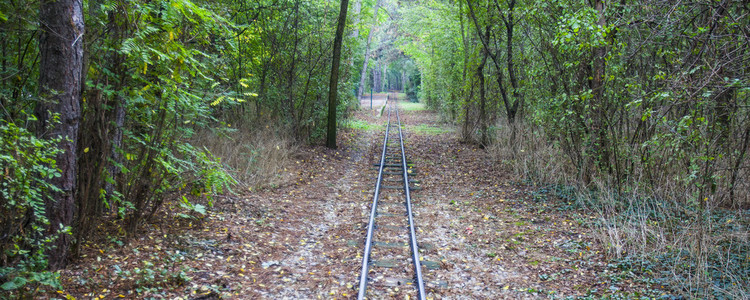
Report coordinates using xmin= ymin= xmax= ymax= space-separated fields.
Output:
xmin=383 ymin=62 xmax=388 ymax=91
xmin=458 ymin=0 xmax=468 ymax=123
xmin=591 ymin=0 xmax=610 ymax=173
xmin=478 ymin=47 xmax=489 ymax=146
xmin=257 ymin=65 xmax=268 ymax=119
xmin=350 ymin=0 xmax=362 ymax=38
xmin=730 ymin=124 xmax=750 ymax=205
xmin=501 ymin=0 xmax=522 ymax=124
xmin=373 ymin=62 xmax=381 ymax=93
xmin=286 ymin=0 xmax=301 ymax=138
xmin=357 ymin=0 xmax=382 ymax=97
xmin=104 ymin=95 xmax=125 ymax=207
xmin=326 ymin=0 xmax=349 ymax=149
xmin=36 ymin=0 xmax=84 ymax=270
xmin=465 ymin=0 xmax=512 ymax=125
xmin=75 ymin=1 xmax=129 ymax=256
xmin=73 ymin=87 xmax=106 ymax=256
xmin=459 ymin=0 xmax=468 ymax=92
xmin=401 ymin=70 xmax=406 ymax=95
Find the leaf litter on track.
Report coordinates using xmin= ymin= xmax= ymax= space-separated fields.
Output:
xmin=57 ymin=103 xmax=655 ymax=299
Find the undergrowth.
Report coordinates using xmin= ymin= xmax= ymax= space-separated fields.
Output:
xmin=191 ymin=120 xmax=297 ymax=190
xmin=489 ymin=122 xmax=750 ymax=299
xmin=0 ymin=120 xmax=65 ymax=296
xmin=342 ymin=119 xmax=378 ymax=131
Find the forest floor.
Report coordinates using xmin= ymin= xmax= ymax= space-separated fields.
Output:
xmin=57 ymin=102 xmax=662 ymax=299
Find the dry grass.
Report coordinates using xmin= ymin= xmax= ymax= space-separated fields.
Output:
xmin=487 ymin=120 xmax=750 ymax=299
xmin=488 ymin=123 xmax=573 ymax=185
xmin=587 ymin=191 xmax=749 ymax=299
xmin=191 ymin=122 xmax=297 ymax=190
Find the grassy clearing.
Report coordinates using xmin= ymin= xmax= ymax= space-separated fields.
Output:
xmin=398 ymin=102 xmax=427 ymax=111
xmin=488 ymin=122 xmax=750 ymax=299
xmin=342 ymin=119 xmax=379 ymax=131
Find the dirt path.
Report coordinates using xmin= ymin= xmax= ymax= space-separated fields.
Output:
xmin=398 ymin=106 xmax=610 ymax=299
xmin=359 ymin=94 xmax=388 ymax=110
xmin=59 ymin=103 xmax=646 ymax=299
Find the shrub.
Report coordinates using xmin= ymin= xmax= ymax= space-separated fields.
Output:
xmin=0 ymin=119 xmax=66 ymax=295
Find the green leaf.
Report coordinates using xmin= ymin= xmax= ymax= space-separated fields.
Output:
xmin=2 ymin=277 xmax=28 ymax=290
xmin=193 ymin=204 xmax=206 ymax=215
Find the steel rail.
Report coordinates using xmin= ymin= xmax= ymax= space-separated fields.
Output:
xmin=357 ymin=102 xmax=391 ymax=299
xmin=396 ymin=105 xmax=427 ymax=299
xmin=358 ymin=98 xmax=425 ymax=299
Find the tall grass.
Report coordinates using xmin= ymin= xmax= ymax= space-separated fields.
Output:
xmin=488 ymin=121 xmax=749 ymax=299
xmin=191 ymin=121 xmax=297 ymax=189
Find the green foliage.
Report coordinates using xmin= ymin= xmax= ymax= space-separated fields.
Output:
xmin=398 ymin=0 xmax=750 ymax=297
xmin=0 ymin=0 xmax=359 ymax=293
xmin=84 ymin=0 xmax=239 ymax=234
xmin=233 ymin=0 xmax=357 ymax=143
xmin=342 ymin=119 xmax=378 ymax=131
xmin=2 ymin=0 xmax=742 ymax=296
xmin=113 ymin=250 xmax=191 ymax=293
xmin=0 ymin=119 xmax=65 ymax=293
xmin=0 ymin=0 xmax=40 ymax=121
xmin=397 ymin=1 xmax=465 ymax=117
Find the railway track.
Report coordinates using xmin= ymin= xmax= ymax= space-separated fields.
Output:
xmin=358 ymin=96 xmax=426 ymax=299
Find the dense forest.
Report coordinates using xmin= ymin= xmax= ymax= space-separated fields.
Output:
xmin=0 ymin=0 xmax=747 ymax=298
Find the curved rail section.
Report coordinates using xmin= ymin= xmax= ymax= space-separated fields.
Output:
xmin=358 ymin=98 xmax=426 ymax=299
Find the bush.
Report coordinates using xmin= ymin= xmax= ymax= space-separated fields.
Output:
xmin=0 ymin=119 xmax=66 ymax=295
